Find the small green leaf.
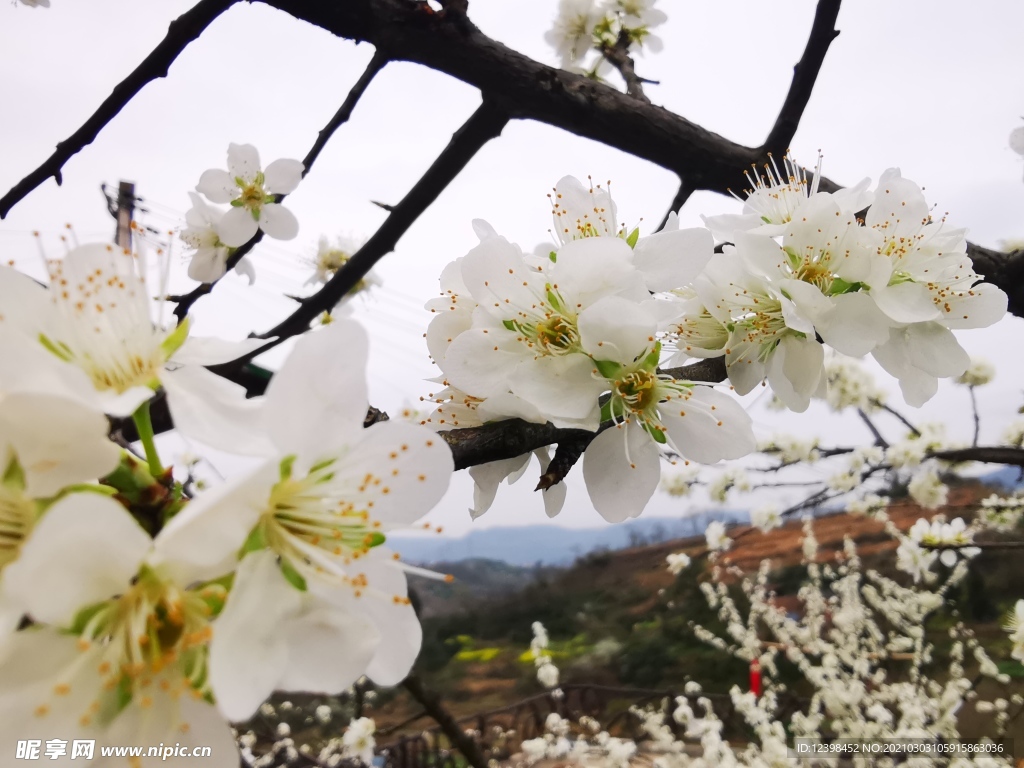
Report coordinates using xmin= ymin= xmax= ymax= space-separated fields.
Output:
xmin=502 ymin=319 xmax=517 ymax=332
xmin=68 ymin=601 xmax=108 ymax=635
xmin=230 ymin=198 xmax=244 ymax=208
xmin=365 ymin=531 xmax=387 ymax=548
xmin=2 ymin=455 xmax=25 ymax=489
xmin=279 ymin=558 xmax=308 ymax=591
xmin=250 ymin=208 xmax=260 ymax=222
xmin=549 ymin=251 xmax=557 ymax=263
xmin=594 ymin=359 xmax=622 ymax=379
xmin=626 ymin=227 xmax=640 ymax=248
xmin=829 ymin=278 xmax=864 ymax=296
xmin=641 ymin=342 xmax=662 ymax=371
xmin=761 ymin=216 xmax=772 ymax=224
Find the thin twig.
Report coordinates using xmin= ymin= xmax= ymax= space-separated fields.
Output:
xmin=857 ymin=408 xmax=889 ymax=449
xmin=762 ymin=0 xmax=842 ymax=153
xmin=402 ymin=676 xmax=488 ymax=768
xmin=0 ymin=0 xmax=239 ymax=218
xmin=969 ymin=386 xmax=981 ymax=447
xmin=600 ymin=30 xmax=651 ymax=103
xmin=251 ymin=100 xmax=509 ymax=346
xmin=872 ymin=399 xmax=921 ymax=437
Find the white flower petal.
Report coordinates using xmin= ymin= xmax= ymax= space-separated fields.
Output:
xmin=632 ymin=227 xmax=714 ymax=292
xmin=185 ymin=246 xmax=228 ymax=283
xmin=469 ymin=456 xmax=530 ymax=519
xmin=509 ymin=353 xmax=606 ymax=429
xmin=195 ymin=168 xmax=237 ymax=204
xmin=0 ymin=264 xmax=49 ymax=337
xmin=259 ymin=203 xmax=299 ymax=241
xmin=817 ymin=292 xmax=892 ymax=357
xmin=152 ymin=459 xmax=277 ymax=585
xmin=172 ymin=335 xmax=271 ymax=367
xmin=5 ymin=493 xmax=150 ymax=626
xmin=0 ymin=392 xmax=120 ymax=497
xmin=208 ymin=550 xmax=301 ymax=722
xmin=661 ymin=387 xmax=755 ymax=464
xmin=583 ymin=422 xmax=660 ymax=522
xmin=871 ymin=281 xmax=941 ymax=324
xmin=163 ymin=365 xmax=275 ymax=457
xmin=1011 ymin=126 xmax=1024 ymax=156
xmin=226 ymin=142 xmax=261 ymax=181
xmin=263 ymin=158 xmax=304 ymax=194
xmin=578 ymin=295 xmax=657 ymax=364
xmin=216 ymin=206 xmax=259 ymax=248
xmin=264 ymin=320 xmax=369 ymax=458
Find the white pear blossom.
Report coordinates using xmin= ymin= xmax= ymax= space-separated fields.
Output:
xmin=196 ymin=143 xmax=303 ymax=247
xmin=705 ymin=519 xmax=730 ymax=551
xmin=544 ymin=0 xmax=611 ymax=69
xmin=0 ymin=244 xmax=270 ymax=454
xmin=908 ymin=516 xmax=980 ymax=567
xmin=341 ymin=717 xmax=376 ymax=765
xmin=907 ymin=463 xmax=949 ymax=510
xmin=957 ymin=356 xmax=995 ymax=387
xmin=180 ymin=191 xmax=254 ymax=284
xmin=1004 ymin=600 xmax=1024 ymax=661
xmin=153 ymin=320 xmax=454 ymax=718
xmin=751 ymin=504 xmax=782 ymax=533
xmin=0 ymin=492 xmax=240 ymax=762
xmin=665 ymin=552 xmax=691 ymax=574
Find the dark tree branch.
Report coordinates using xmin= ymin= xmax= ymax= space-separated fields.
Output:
xmin=930 ymin=446 xmax=1024 ymax=467
xmin=871 ymin=398 xmax=921 ymax=437
xmin=600 ymin=31 xmax=651 ymax=103
xmin=536 ymin=428 xmax=605 ymax=491
xmin=169 ymin=50 xmax=390 ymax=321
xmin=857 ymin=408 xmax=889 ymax=449
xmin=0 ymin=0 xmax=239 ymax=219
xmin=762 ymin=0 xmax=842 ymax=154
xmin=402 ymin=676 xmax=488 ymax=768
xmin=253 ymin=100 xmax=509 ymax=344
xmin=658 ymin=178 xmax=697 ymax=231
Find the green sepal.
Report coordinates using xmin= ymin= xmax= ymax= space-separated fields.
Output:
xmin=545 ymin=288 xmax=564 ymax=313
xmin=594 ymin=359 xmax=623 ymax=379
xmin=113 ymin=675 xmax=134 ymax=715
xmin=549 ymin=251 xmax=557 ymax=263
xmin=230 ymin=198 xmax=245 ymax=208
xmin=502 ymin=319 xmax=518 ymax=332
xmin=160 ymin=316 xmax=191 ymax=359
xmin=279 ymin=558 xmax=308 ymax=591
xmin=644 ymin=422 xmax=668 ymax=444
xmin=761 ymin=216 xmax=772 ymax=224
xmin=279 ymin=455 xmax=297 ymax=482
xmin=67 ymin=601 xmax=108 ymax=636
xmin=829 ymin=278 xmax=864 ymax=296
xmin=365 ymin=531 xmax=387 ymax=549
xmin=626 ymin=227 xmax=640 ymax=248
xmin=250 ymin=208 xmax=261 ymax=222
xmin=38 ymin=333 xmax=73 ymax=361
xmin=307 ymin=457 xmax=337 ymax=475
xmin=640 ymin=342 xmax=662 ymax=372
xmin=197 ymin=579 xmax=231 ymax=618
xmin=600 ymin=399 xmax=615 ymax=424
xmin=2 ymin=455 xmax=25 ymax=490
xmin=239 ymin=524 xmax=267 ymax=557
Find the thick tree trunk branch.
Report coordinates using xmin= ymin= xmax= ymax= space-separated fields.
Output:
xmin=0 ymin=0 xmax=239 ymax=219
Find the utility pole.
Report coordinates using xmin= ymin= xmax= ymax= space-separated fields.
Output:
xmin=114 ymin=180 xmax=135 ymax=250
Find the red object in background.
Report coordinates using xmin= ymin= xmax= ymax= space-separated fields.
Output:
xmin=750 ymin=658 xmax=762 ymax=697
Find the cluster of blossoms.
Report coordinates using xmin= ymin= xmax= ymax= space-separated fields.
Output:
xmin=532 ymin=519 xmax=1018 ymax=768
xmin=895 ymin=516 xmax=981 ymax=583
xmin=425 ymin=175 xmax=756 ymax=521
xmin=687 ymin=154 xmax=1007 ymax=410
xmin=0 ymin=144 xmax=455 ymax=764
xmin=545 ymin=0 xmax=666 ymax=76
xmin=183 ymin=143 xmax=304 ymax=283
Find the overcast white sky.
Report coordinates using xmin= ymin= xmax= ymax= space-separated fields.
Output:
xmin=2 ymin=1 xmax=1023 ymax=536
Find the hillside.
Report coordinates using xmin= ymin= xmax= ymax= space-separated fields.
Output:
xmin=367 ymin=480 xmax=1024 ymax=739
